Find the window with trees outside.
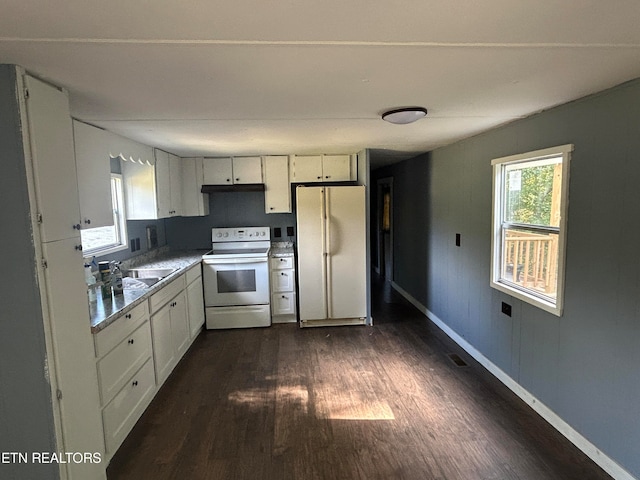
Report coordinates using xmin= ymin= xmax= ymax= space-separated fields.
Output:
xmin=490 ymin=144 xmax=572 ymax=316
xmin=80 ymin=174 xmax=128 ymax=256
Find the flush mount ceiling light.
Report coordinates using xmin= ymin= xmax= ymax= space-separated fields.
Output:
xmin=381 ymin=107 xmax=428 ymax=124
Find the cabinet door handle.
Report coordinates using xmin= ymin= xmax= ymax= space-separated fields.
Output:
xmin=128 ymin=338 xmax=134 ymax=345
xmin=75 ymin=245 xmax=83 ymax=251
xmin=270 ymin=207 xmax=274 ymax=210
xmin=316 ymin=176 xmax=322 ymax=179
xmin=73 ymin=224 xmax=81 ymax=230
xmin=84 ymin=219 xmax=91 ymax=225
xmin=325 ymin=175 xmax=330 ymax=179
xmin=132 ymin=380 xmax=138 ymax=387
xmin=125 ymin=313 xmax=132 ymax=319
xmin=235 ymin=178 xmax=240 ymax=182
xmin=226 ymin=178 xmax=231 ymax=182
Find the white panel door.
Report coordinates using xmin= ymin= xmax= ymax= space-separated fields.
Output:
xmin=291 ymin=155 xmax=323 ymax=183
xmin=41 ymin=238 xmax=106 ymax=480
xmin=171 ymin=291 xmax=190 ymax=358
xmin=187 ymin=276 xmax=205 ymax=338
xmin=326 ymin=186 xmax=366 ymax=319
xmin=168 ymin=153 xmax=183 ymax=216
xmin=203 ymin=157 xmax=233 ymax=184
xmin=24 ymin=75 xmax=81 ymax=242
xmin=72 ymin=120 xmax=113 ymax=229
xmin=154 ymin=149 xmax=171 ymax=218
xmin=150 ymin=303 xmax=175 ymax=386
xmin=296 ymin=187 xmax=327 ymax=321
xmin=181 ymin=157 xmax=209 ymax=217
xmin=232 ymin=156 xmax=263 ymax=183
xmin=264 ymin=155 xmax=291 ymax=213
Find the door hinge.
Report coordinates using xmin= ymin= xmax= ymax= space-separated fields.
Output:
xmin=24 ymin=87 xmax=29 ymax=100
xmin=41 ymin=258 xmax=48 ymax=269
xmin=56 ymin=389 xmax=62 ymax=400
xmin=36 ymin=212 xmax=43 ymax=224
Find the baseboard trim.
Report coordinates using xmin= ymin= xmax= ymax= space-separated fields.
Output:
xmin=390 ymin=281 xmax=635 ymax=480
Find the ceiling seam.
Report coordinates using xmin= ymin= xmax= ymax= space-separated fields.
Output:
xmin=3 ymin=37 xmax=640 ymax=49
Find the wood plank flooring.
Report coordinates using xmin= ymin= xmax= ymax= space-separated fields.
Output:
xmin=107 ymin=277 xmax=612 ymax=480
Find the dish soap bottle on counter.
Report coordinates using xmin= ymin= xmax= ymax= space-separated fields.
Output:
xmin=111 ymin=261 xmax=124 ymax=295
xmin=84 ymin=262 xmax=97 ymax=302
xmin=98 ymin=261 xmax=112 ymax=298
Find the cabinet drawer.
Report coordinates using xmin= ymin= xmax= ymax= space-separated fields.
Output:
xmin=270 ymin=256 xmax=294 ymax=270
xmin=94 ymin=301 xmax=149 ymax=357
xmin=271 ymin=269 xmax=295 ymax=293
xmin=97 ymin=321 xmax=153 ymax=406
xmin=185 ymin=263 xmax=202 ymax=285
xmin=149 ymin=274 xmax=185 ymax=313
xmin=102 ymin=358 xmax=156 ymax=454
xmin=272 ymin=292 xmax=296 ymax=316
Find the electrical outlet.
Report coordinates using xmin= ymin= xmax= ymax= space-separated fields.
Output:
xmin=286 ymin=226 xmax=294 ymax=237
xmin=501 ymin=302 xmax=512 ymax=317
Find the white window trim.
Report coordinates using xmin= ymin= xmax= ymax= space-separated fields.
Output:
xmin=81 ymin=174 xmax=129 ymax=257
xmin=490 ymin=144 xmax=573 ymax=316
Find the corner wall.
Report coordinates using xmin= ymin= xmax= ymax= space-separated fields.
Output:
xmin=0 ymin=65 xmax=59 ymax=478
xmin=372 ymin=79 xmax=640 ymax=479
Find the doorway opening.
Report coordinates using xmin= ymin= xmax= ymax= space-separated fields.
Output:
xmin=376 ymin=177 xmax=393 ymax=282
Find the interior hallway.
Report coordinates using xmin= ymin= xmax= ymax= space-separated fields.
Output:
xmin=107 ymin=275 xmax=612 ymax=479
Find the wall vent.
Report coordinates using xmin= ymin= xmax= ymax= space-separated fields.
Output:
xmin=448 ymin=353 xmax=468 ymax=367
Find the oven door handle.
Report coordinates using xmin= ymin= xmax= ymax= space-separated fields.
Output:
xmin=203 ymin=257 xmax=268 ymax=265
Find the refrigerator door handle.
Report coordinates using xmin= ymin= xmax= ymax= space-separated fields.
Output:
xmin=324 ymin=188 xmax=333 ymax=318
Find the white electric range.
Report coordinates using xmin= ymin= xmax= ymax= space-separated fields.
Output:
xmin=202 ymin=227 xmax=271 ymax=329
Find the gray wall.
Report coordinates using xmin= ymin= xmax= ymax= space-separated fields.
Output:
xmin=0 ymin=65 xmax=59 ymax=479
xmin=372 ymin=79 xmax=640 ymax=478
xmin=165 ymin=190 xmax=297 ymax=249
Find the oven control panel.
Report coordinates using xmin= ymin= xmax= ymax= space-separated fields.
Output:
xmin=212 ymin=227 xmax=271 ymax=242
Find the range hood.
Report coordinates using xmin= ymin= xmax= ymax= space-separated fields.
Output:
xmin=201 ymin=184 xmax=265 ymax=194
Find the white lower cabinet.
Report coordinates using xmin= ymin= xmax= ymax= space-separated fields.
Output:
xmin=186 ymin=265 xmax=205 ymax=338
xmin=102 ymin=359 xmax=156 ymax=454
xmin=94 ymin=263 xmax=203 ymax=460
xmin=149 ymin=274 xmax=191 ymax=387
xmin=270 ymin=255 xmax=297 ymax=323
xmin=94 ymin=302 xmax=154 ymax=458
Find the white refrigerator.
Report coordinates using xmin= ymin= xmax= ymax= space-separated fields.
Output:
xmin=296 ymin=185 xmax=367 ymax=327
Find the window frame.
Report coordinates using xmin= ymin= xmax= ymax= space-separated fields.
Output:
xmin=490 ymin=144 xmax=573 ymax=316
xmin=80 ymin=173 xmax=128 ymax=257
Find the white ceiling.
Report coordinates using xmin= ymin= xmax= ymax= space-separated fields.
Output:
xmin=2 ymin=1 xmax=640 ymax=168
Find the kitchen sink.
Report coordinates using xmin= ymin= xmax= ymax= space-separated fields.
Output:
xmin=125 ymin=267 xmax=177 ymax=279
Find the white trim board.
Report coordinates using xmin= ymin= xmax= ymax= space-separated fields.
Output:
xmin=390 ymin=280 xmax=636 ymax=480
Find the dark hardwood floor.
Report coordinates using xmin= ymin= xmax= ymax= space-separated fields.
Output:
xmin=107 ymin=275 xmax=612 ymax=480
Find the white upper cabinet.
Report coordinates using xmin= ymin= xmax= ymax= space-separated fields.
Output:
xmin=122 ymin=148 xmax=182 ymax=220
xmin=290 ymin=154 xmax=354 ymax=183
xmin=290 ymin=155 xmax=323 ymax=182
xmin=181 ymin=157 xmax=209 ymax=217
xmin=232 ymin=156 xmax=262 ymax=183
xmin=23 ymin=75 xmax=81 ymax=242
xmin=121 ymin=156 xmax=157 ymax=220
xmin=321 ymin=154 xmax=352 ymax=181
xmin=263 ymin=155 xmax=291 ymax=213
xmin=168 ymin=153 xmax=183 ymax=217
xmin=203 ymin=157 xmax=233 ymax=184
xmin=154 ymin=149 xmax=182 ymax=218
xmin=203 ymin=156 xmax=263 ymax=185
xmin=73 ymin=120 xmax=113 ymax=229
xmin=154 ymin=149 xmax=171 ymax=217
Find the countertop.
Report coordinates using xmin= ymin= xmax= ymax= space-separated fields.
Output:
xmin=270 ymin=241 xmax=295 ymax=257
xmin=90 ymin=250 xmax=207 ymax=333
